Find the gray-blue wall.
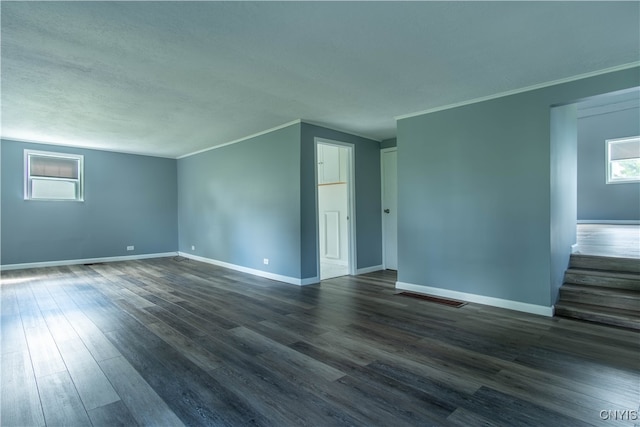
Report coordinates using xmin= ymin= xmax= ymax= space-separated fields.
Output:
xmin=300 ymin=123 xmax=382 ymax=278
xmin=577 ymin=106 xmax=640 ymax=221
xmin=397 ymin=67 xmax=639 ymax=307
xmin=3 ymin=120 xmax=381 ymax=281
xmin=381 ymin=138 xmax=397 ymax=149
xmin=1 ymin=139 xmax=178 ymax=265
xmin=550 ymin=104 xmax=578 ymax=304
xmin=178 ymin=122 xmax=382 ymax=281
xmin=178 ymin=124 xmax=302 ymax=279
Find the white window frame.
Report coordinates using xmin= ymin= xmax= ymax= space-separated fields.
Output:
xmin=606 ymin=136 xmax=640 ymax=184
xmin=24 ymin=149 xmax=84 ymax=201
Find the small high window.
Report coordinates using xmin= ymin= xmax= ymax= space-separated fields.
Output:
xmin=24 ymin=150 xmax=84 ymax=201
xmin=606 ymin=136 xmax=640 ymax=184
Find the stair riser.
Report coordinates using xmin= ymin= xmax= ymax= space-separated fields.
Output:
xmin=559 ymin=290 xmax=640 ymax=312
xmin=563 ymin=273 xmax=640 ymax=291
xmin=559 ymin=254 xmax=640 ymax=329
xmin=570 ymin=255 xmax=640 ymax=274
xmin=555 ymin=306 xmax=640 ymax=330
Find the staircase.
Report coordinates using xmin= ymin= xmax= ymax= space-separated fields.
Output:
xmin=555 ymin=254 xmax=640 ymax=330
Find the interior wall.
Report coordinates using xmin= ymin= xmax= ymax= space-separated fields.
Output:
xmin=397 ymin=96 xmax=552 ymax=306
xmin=300 ymin=123 xmax=382 ymax=278
xmin=0 ymin=139 xmax=178 ymax=266
xmin=577 ymin=104 xmax=640 ymax=221
xmin=396 ymin=66 xmax=639 ymax=308
xmin=380 ymin=138 xmax=397 ymax=149
xmin=177 ymin=123 xmax=302 ymax=280
xmin=550 ymin=104 xmax=578 ymax=305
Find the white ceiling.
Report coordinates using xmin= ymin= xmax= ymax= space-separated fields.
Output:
xmin=2 ymin=2 xmax=639 ymax=158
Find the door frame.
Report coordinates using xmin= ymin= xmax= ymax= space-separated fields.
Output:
xmin=314 ymin=138 xmax=356 ymax=278
xmin=381 ymin=147 xmax=397 ymax=270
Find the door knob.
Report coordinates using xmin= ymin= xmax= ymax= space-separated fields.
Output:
xmin=384 ymin=209 xmax=390 ymax=213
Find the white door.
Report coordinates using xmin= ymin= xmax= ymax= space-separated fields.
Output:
xmin=382 ymin=149 xmax=397 ymax=270
xmin=317 ymin=142 xmax=353 ymax=280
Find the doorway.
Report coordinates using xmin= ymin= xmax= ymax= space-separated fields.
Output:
xmin=316 ymin=140 xmax=355 ymax=280
xmin=381 ymin=148 xmax=397 ymax=270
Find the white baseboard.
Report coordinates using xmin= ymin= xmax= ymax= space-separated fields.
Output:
xmin=356 ymin=264 xmax=384 ymax=275
xmin=571 ymin=243 xmax=579 ymax=253
xmin=577 ymin=220 xmax=640 ymax=225
xmin=300 ymin=276 xmax=320 ymax=285
xmin=178 ymin=252 xmax=315 ymax=286
xmin=396 ymin=281 xmax=554 ymax=317
xmin=0 ymin=252 xmax=178 ymax=271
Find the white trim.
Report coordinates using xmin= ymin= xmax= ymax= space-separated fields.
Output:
xmin=571 ymin=243 xmax=579 ymax=254
xmin=0 ymin=252 xmax=178 ymax=271
xmin=577 ymin=220 xmax=640 ymax=224
xmin=356 ymin=265 xmax=384 ymax=275
xmin=178 ymin=252 xmax=314 ymax=286
xmin=5 ymin=119 xmax=380 ymax=160
xmin=24 ymin=149 xmax=85 ymax=202
xmin=2 ymin=137 xmax=175 ymax=159
xmin=605 ymin=136 xmax=640 ymax=185
xmin=395 ymin=62 xmax=640 ymax=121
xmin=178 ymin=120 xmax=302 ymax=159
xmin=301 ymin=276 xmax=320 ymax=286
xmin=380 ymin=147 xmax=397 ymax=270
xmin=302 ymin=120 xmax=381 ymax=143
xmin=395 ymin=281 xmax=554 ymax=317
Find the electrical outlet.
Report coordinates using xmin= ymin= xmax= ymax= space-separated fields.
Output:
xmin=126 ymin=245 xmax=134 ymax=251
xmin=191 ymin=245 xmax=195 ymax=251
xmin=263 ymin=258 xmax=269 ymax=265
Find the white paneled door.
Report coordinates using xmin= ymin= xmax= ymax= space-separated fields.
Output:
xmin=382 ymin=149 xmax=397 ymax=270
xmin=317 ymin=141 xmax=353 ymax=280
xmin=323 ymin=211 xmax=341 ymax=259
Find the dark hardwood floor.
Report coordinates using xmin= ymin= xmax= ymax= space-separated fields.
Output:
xmin=576 ymin=224 xmax=640 ymax=259
xmin=2 ymin=258 xmax=639 ymax=426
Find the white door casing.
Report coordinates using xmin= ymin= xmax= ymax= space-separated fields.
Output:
xmin=382 ymin=148 xmax=398 ymax=270
xmin=315 ymin=139 xmax=355 ymax=280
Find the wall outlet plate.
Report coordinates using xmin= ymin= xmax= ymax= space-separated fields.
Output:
xmin=191 ymin=245 xmax=195 ymax=251
xmin=126 ymin=246 xmax=134 ymax=251
xmin=263 ymin=258 xmax=269 ymax=265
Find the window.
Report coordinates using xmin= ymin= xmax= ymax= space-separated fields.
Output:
xmin=606 ymin=136 xmax=640 ymax=184
xmin=25 ymin=150 xmax=84 ymax=201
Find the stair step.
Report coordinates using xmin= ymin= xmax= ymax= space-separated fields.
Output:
xmin=564 ymin=268 xmax=640 ymax=290
xmin=555 ymin=302 xmax=640 ymax=330
xmin=570 ymin=254 xmax=640 ymax=274
xmin=559 ymin=284 xmax=640 ymax=311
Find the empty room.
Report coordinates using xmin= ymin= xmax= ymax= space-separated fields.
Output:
xmin=1 ymin=2 xmax=639 ymax=426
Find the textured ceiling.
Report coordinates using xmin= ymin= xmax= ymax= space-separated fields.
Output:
xmin=2 ymin=1 xmax=639 ymax=158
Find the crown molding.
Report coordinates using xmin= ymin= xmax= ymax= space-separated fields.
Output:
xmin=396 ymin=62 xmax=640 ymax=121
xmin=0 ymin=137 xmax=175 ymax=159
xmin=177 ymin=120 xmax=302 ymax=159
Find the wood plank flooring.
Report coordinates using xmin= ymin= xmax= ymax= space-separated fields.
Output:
xmin=2 ymin=258 xmax=639 ymax=426
xmin=576 ymin=224 xmax=640 ymax=259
